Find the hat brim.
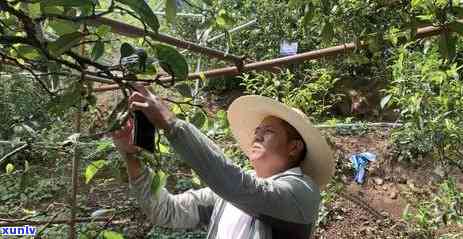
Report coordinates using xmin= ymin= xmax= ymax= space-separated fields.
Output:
xmin=227 ymin=95 xmax=334 ymax=189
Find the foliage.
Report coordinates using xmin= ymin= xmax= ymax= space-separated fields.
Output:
xmin=240 ymin=68 xmax=341 ymax=120
xmin=403 ymin=177 xmax=463 ymax=238
xmin=284 ymin=68 xmax=342 ymax=119
xmin=316 ymin=181 xmax=343 ymax=228
xmin=240 ymin=70 xmax=293 ymax=101
xmin=0 ymin=72 xmax=53 ymax=140
xmin=387 ymin=41 xmax=463 ymax=167
xmin=146 ymin=226 xmax=207 ymax=239
xmin=0 ymin=165 xmax=67 ymax=212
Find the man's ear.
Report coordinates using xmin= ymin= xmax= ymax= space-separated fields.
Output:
xmin=288 ymin=139 xmax=304 ymax=158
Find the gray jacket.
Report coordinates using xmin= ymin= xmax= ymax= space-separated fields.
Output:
xmin=128 ymin=119 xmax=321 ymax=238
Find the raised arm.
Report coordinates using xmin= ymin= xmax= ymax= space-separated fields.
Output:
xmin=112 ymin=115 xmax=217 ymax=229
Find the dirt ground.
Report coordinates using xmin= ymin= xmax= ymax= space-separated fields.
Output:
xmin=314 ymin=127 xmax=463 ymax=238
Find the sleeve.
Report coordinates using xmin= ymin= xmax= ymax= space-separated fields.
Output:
xmin=128 ymin=155 xmax=218 ymax=228
xmin=165 ymin=119 xmax=321 ymax=224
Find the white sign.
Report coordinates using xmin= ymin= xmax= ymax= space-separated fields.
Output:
xmin=280 ymin=40 xmax=298 ymax=56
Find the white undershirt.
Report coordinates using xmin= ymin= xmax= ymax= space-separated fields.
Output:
xmin=217 ymin=202 xmax=253 ymax=239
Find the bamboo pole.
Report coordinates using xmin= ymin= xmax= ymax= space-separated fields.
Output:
xmin=69 ymin=28 xmax=86 ymax=239
xmin=93 ymin=20 xmax=458 ymax=92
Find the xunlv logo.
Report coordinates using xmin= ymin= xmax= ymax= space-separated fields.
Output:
xmin=1 ymin=226 xmax=37 ymax=236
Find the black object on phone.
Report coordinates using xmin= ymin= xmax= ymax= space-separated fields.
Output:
xmin=132 ymin=111 xmax=156 ymax=152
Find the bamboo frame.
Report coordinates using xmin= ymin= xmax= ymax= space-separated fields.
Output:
xmin=93 ymin=20 xmax=456 ymax=92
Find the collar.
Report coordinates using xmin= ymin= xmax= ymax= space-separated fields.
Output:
xmin=269 ymin=166 xmax=303 ymax=180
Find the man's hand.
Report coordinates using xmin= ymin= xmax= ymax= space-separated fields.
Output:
xmin=128 ymin=84 xmax=176 ymax=131
xmin=111 ymin=118 xmax=143 ymax=180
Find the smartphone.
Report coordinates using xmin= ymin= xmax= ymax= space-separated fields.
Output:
xmin=132 ymin=111 xmax=156 ymax=152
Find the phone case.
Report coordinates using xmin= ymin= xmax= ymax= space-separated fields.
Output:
xmin=132 ymin=111 xmax=156 ymax=152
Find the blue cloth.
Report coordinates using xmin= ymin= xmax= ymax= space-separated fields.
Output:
xmin=350 ymin=152 xmax=377 ymax=184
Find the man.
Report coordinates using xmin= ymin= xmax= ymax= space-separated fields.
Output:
xmin=112 ymin=85 xmax=334 ymax=238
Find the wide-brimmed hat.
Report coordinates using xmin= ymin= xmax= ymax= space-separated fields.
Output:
xmin=227 ymin=95 xmax=334 ymax=189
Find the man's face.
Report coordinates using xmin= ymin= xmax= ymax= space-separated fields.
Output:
xmin=249 ymin=116 xmax=293 ymax=171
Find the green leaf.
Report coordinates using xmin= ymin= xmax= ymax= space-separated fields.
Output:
xmin=166 ymin=0 xmax=177 ymax=24
xmin=102 ymin=230 xmax=124 ymax=239
xmin=367 ymin=35 xmax=383 ymax=53
xmin=416 ymin=14 xmax=433 ymax=21
xmin=288 ymin=0 xmax=303 ymax=8
xmin=120 ymin=43 xmax=135 ymax=58
xmin=5 ymin=163 xmax=15 ymax=174
xmin=411 ymin=0 xmax=425 ymax=9
xmin=174 ymin=83 xmax=192 ymax=97
xmin=303 ymin=5 xmax=315 ymax=26
xmin=190 ymin=110 xmax=207 ymax=128
xmin=45 ymin=0 xmax=94 ymax=8
xmin=159 ymin=143 xmax=170 ymax=154
xmin=453 ymin=7 xmax=463 ymax=17
xmin=48 ymin=32 xmax=82 ymax=56
xmin=84 ymin=160 xmax=107 ymax=184
xmin=49 ymin=19 xmax=79 ymax=36
xmin=17 ymin=45 xmax=41 ymax=60
xmin=216 ymin=110 xmax=229 ymax=127
xmin=448 ymin=21 xmax=463 ymax=35
xmin=321 ymin=21 xmax=334 ymax=43
xmin=116 ymin=0 xmax=160 ymax=32
xmin=144 ymin=63 xmax=157 ymax=75
xmin=202 ymin=0 xmax=213 ymax=5
xmin=199 ymin=72 xmax=206 ymax=81
xmin=96 ymin=139 xmax=113 ymax=151
xmin=95 ymin=25 xmax=112 ymax=38
xmin=154 ymin=44 xmax=188 ymax=80
xmin=171 ymin=104 xmax=182 ymax=115
xmin=79 ymin=234 xmax=89 ymax=239
xmin=151 ymin=170 xmax=167 ymax=198
xmin=380 ymin=94 xmax=392 ymax=109
xmin=40 ymin=4 xmax=64 ymax=15
xmin=215 ymin=9 xmax=235 ymax=29
xmin=191 ymin=170 xmax=201 ymax=187
xmin=91 ymin=41 xmax=105 ymax=61
xmin=28 ymin=3 xmax=41 ymax=19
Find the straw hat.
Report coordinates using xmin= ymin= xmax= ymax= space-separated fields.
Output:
xmin=227 ymin=95 xmax=334 ymax=189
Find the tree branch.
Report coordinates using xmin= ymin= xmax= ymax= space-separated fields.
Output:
xmin=0 ymin=143 xmax=29 ymax=167
xmin=40 ymin=9 xmax=114 ymax=23
xmin=35 ymin=210 xmax=64 ymax=239
xmin=0 ymin=52 xmax=55 ymax=96
xmin=0 ymin=36 xmax=34 ymax=45
xmin=39 ymin=0 xmax=115 ymax=23
xmin=65 ymin=51 xmax=110 ymax=74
